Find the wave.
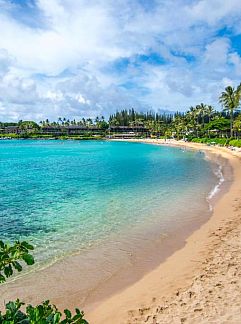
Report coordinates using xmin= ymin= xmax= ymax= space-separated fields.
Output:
xmin=207 ymin=164 xmax=225 ymax=210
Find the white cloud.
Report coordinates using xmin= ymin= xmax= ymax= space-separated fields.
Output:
xmin=228 ymin=52 xmax=241 ymax=75
xmin=204 ymin=39 xmax=230 ymax=67
xmin=188 ymin=0 xmax=241 ymax=26
xmin=0 ymin=0 xmax=241 ymax=121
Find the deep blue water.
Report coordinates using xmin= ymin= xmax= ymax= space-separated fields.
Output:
xmin=0 ymin=140 xmax=217 ymax=265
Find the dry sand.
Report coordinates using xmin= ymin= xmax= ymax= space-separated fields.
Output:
xmin=87 ymin=140 xmax=241 ymax=323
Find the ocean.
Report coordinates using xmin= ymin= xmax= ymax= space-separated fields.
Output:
xmin=0 ymin=140 xmax=220 ymax=274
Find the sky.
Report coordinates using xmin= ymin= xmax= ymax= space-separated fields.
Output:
xmin=0 ymin=0 xmax=241 ymax=121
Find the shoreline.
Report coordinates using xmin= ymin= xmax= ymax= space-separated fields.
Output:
xmin=0 ymin=140 xmax=240 ymax=323
xmin=86 ymin=139 xmax=241 ymax=323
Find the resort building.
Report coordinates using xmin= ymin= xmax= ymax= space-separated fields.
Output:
xmin=0 ymin=126 xmax=21 ymax=134
xmin=0 ymin=124 xmax=149 ymax=138
xmin=40 ymin=126 xmax=104 ymax=136
xmin=108 ymin=126 xmax=149 ymax=138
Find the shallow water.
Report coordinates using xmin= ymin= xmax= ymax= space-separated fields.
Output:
xmin=0 ymin=140 xmax=218 ymax=270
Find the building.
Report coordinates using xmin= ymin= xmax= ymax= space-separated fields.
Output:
xmin=40 ymin=126 xmax=103 ymax=136
xmin=108 ymin=126 xmax=149 ymax=138
xmin=66 ymin=125 xmax=101 ymax=135
xmin=0 ymin=126 xmax=21 ymax=134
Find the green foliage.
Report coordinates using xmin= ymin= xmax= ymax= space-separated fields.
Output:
xmin=229 ymin=139 xmax=241 ymax=147
xmin=205 ymin=118 xmax=230 ymax=131
xmin=234 ymin=115 xmax=241 ymax=132
xmin=191 ymin=137 xmax=227 ymax=145
xmin=18 ymin=121 xmax=40 ymax=130
xmin=0 ymin=240 xmax=34 ymax=283
xmin=219 ymin=85 xmax=241 ymax=112
xmin=0 ymin=300 xmax=88 ymax=324
xmin=219 ymin=84 xmax=241 ymax=137
xmin=190 ymin=137 xmax=241 ymax=146
xmin=0 ymin=133 xmax=19 ymax=139
xmin=0 ymin=241 xmax=88 ymax=324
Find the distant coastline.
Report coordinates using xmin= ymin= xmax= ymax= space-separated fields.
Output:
xmin=1 ymin=102 xmax=241 ymax=149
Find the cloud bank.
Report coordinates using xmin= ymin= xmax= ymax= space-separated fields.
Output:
xmin=0 ymin=0 xmax=241 ymax=121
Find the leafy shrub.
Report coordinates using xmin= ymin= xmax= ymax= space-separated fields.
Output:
xmin=0 ymin=134 xmax=19 ymax=139
xmin=191 ymin=137 xmax=230 ymax=146
xmin=0 ymin=300 xmax=88 ymax=324
xmin=0 ymin=240 xmax=34 ymax=283
xmin=229 ymin=139 xmax=241 ymax=147
xmin=191 ymin=137 xmax=241 ymax=147
xmin=0 ymin=241 xmax=88 ymax=324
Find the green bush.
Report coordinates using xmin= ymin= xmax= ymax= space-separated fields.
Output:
xmin=0 ymin=241 xmax=88 ymax=324
xmin=191 ymin=137 xmax=230 ymax=146
xmin=0 ymin=240 xmax=34 ymax=283
xmin=190 ymin=137 xmax=241 ymax=147
xmin=0 ymin=133 xmax=19 ymax=139
xmin=0 ymin=300 xmax=88 ymax=324
xmin=229 ymin=139 xmax=241 ymax=147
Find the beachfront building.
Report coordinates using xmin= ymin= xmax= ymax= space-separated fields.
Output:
xmin=108 ymin=126 xmax=149 ymax=138
xmin=0 ymin=125 xmax=105 ymax=137
xmin=0 ymin=126 xmax=22 ymax=134
xmin=40 ymin=125 xmax=104 ymax=136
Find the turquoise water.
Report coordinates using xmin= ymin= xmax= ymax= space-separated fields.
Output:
xmin=0 ymin=140 xmax=218 ymax=268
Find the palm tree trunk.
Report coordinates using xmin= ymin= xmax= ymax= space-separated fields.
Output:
xmin=230 ymin=110 xmax=233 ymax=138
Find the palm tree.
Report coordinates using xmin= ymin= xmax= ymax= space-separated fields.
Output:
xmin=86 ymin=118 xmax=93 ymax=127
xmin=82 ymin=118 xmax=86 ymax=126
xmin=205 ymin=105 xmax=215 ymax=138
xmin=172 ymin=115 xmax=186 ymax=140
xmin=95 ymin=116 xmax=100 ymax=128
xmin=206 ymin=105 xmax=215 ymax=123
xmin=219 ymin=84 xmax=241 ymax=137
xmin=186 ymin=106 xmax=200 ymax=136
xmin=196 ymin=103 xmax=207 ymax=129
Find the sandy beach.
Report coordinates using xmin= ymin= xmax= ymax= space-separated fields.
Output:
xmin=0 ymin=140 xmax=241 ymax=323
xmin=86 ymin=139 xmax=241 ymax=323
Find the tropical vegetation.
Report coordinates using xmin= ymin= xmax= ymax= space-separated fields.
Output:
xmin=0 ymin=84 xmax=241 ymax=146
xmin=0 ymin=240 xmax=88 ymax=324
xmin=219 ymin=84 xmax=241 ymax=137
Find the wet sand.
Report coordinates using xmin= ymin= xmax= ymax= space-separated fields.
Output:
xmin=0 ymin=140 xmax=240 ymax=323
xmin=87 ymin=140 xmax=241 ymax=323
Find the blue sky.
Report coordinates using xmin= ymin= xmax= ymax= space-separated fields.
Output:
xmin=0 ymin=0 xmax=241 ymax=121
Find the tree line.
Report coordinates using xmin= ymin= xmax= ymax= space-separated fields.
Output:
xmin=1 ymin=84 xmax=241 ymax=139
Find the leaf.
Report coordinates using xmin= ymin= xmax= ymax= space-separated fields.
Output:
xmin=0 ymin=273 xmax=6 ymax=283
xmin=64 ymin=309 xmax=71 ymax=319
xmin=21 ymin=241 xmax=34 ymax=251
xmin=75 ymin=309 xmax=80 ymax=315
xmin=4 ymin=265 xmax=13 ymax=278
xmin=53 ymin=312 xmax=61 ymax=323
xmin=22 ymin=253 xmax=35 ymax=265
xmin=72 ymin=314 xmax=81 ymax=321
xmin=13 ymin=261 xmax=23 ymax=272
xmin=0 ymin=241 xmax=4 ymax=249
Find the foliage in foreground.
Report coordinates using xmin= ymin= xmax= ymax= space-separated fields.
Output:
xmin=0 ymin=240 xmax=34 ymax=283
xmin=0 ymin=241 xmax=88 ymax=324
xmin=0 ymin=300 xmax=88 ymax=324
